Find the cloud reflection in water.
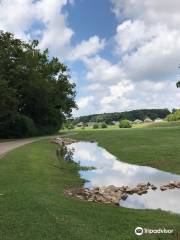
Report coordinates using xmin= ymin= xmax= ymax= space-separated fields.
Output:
xmin=68 ymin=142 xmax=180 ymax=213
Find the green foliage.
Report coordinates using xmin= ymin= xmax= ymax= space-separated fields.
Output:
xmin=101 ymin=122 xmax=107 ymax=128
xmin=119 ymin=119 xmax=132 ymax=128
xmin=96 ymin=115 xmax=104 ymax=123
xmin=93 ymin=123 xmax=99 ymax=129
xmin=67 ymin=124 xmax=74 ymax=130
xmin=13 ymin=115 xmax=37 ymax=138
xmin=166 ymin=109 xmax=180 ymax=122
xmin=166 ymin=114 xmax=174 ymax=122
xmin=0 ymin=31 xmax=76 ymax=138
xmin=63 ymin=121 xmax=74 ymax=130
xmin=74 ymin=109 xmax=170 ymax=125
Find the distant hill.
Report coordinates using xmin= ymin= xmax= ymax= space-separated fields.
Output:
xmin=74 ymin=109 xmax=170 ymax=124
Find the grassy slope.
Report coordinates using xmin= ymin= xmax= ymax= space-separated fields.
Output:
xmin=0 ymin=139 xmax=179 ymax=240
xmin=72 ymin=126 xmax=180 ymax=175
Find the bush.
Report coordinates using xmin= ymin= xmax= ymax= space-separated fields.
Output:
xmin=119 ymin=119 xmax=132 ymax=128
xmin=93 ymin=123 xmax=99 ymax=129
xmin=101 ymin=122 xmax=107 ymax=128
xmin=166 ymin=110 xmax=180 ymax=122
xmin=67 ymin=124 xmax=74 ymax=130
xmin=13 ymin=115 xmax=37 ymax=137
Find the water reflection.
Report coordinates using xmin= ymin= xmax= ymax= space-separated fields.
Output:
xmin=56 ymin=143 xmax=74 ymax=162
xmin=68 ymin=142 xmax=180 ymax=214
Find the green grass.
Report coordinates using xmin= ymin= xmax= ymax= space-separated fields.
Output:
xmin=0 ymin=139 xmax=179 ymax=240
xmin=71 ymin=126 xmax=180 ymax=175
xmin=146 ymin=121 xmax=180 ymax=128
xmin=62 ymin=122 xmax=167 ymax=132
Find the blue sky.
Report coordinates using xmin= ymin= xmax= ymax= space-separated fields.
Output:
xmin=65 ymin=0 xmax=117 ymax=43
xmin=0 ymin=0 xmax=180 ymax=116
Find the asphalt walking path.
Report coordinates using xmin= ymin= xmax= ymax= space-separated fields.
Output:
xmin=0 ymin=136 xmax=55 ymax=158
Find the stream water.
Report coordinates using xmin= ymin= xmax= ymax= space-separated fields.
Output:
xmin=66 ymin=142 xmax=180 ymax=214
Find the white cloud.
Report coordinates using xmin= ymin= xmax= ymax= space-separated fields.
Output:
xmin=101 ymin=80 xmax=134 ymax=105
xmin=84 ymin=55 xmax=125 ymax=82
xmin=112 ymin=0 xmax=180 ymax=83
xmin=0 ymin=0 xmax=74 ymax=56
xmin=111 ymin=0 xmax=180 ymax=28
xmin=77 ymin=96 xmax=94 ymax=109
xmin=0 ymin=0 xmax=36 ymax=40
xmin=36 ymin=0 xmax=74 ymax=56
xmin=115 ymin=20 xmax=154 ymax=54
xmin=120 ymin=24 xmax=180 ymax=81
xmin=68 ymin=36 xmax=105 ymax=61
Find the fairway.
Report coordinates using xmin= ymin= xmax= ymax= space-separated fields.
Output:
xmin=0 ymin=138 xmax=179 ymax=240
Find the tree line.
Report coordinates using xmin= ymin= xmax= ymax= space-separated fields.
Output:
xmin=0 ymin=32 xmax=77 ymax=138
xmin=73 ymin=109 xmax=170 ymax=125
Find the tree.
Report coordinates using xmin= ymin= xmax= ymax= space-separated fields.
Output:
xmin=0 ymin=31 xmax=77 ymax=138
xmin=119 ymin=119 xmax=132 ymax=128
xmin=96 ymin=115 xmax=104 ymax=123
xmin=101 ymin=122 xmax=107 ymax=128
xmin=0 ymin=80 xmax=18 ymax=137
xmin=166 ymin=110 xmax=180 ymax=122
xmin=93 ymin=124 xmax=99 ymax=129
xmin=75 ymin=109 xmax=170 ymax=124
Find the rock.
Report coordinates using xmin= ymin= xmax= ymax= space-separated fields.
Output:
xmin=52 ymin=137 xmax=76 ymax=146
xmin=160 ymin=181 xmax=180 ymax=190
xmin=87 ymin=198 xmax=94 ymax=202
xmin=121 ymin=193 xmax=128 ymax=200
xmin=169 ymin=181 xmax=179 ymax=188
xmin=65 ymin=182 xmax=161 ymax=206
xmin=110 ymin=196 xmax=120 ymax=205
xmin=125 ymin=187 xmax=135 ymax=194
xmin=160 ymin=186 xmax=167 ymax=191
xmin=137 ymin=190 xmax=148 ymax=195
xmin=114 ymin=191 xmax=122 ymax=199
xmin=151 ymin=185 xmax=157 ymax=190
xmin=122 ymin=186 xmax=128 ymax=191
xmin=137 ymin=183 xmax=147 ymax=188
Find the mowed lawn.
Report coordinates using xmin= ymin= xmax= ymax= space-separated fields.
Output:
xmin=72 ymin=126 xmax=180 ymax=174
xmin=0 ymin=127 xmax=180 ymax=240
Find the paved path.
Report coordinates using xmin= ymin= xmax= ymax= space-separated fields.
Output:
xmin=0 ymin=132 xmax=76 ymax=158
xmin=0 ymin=136 xmax=54 ymax=157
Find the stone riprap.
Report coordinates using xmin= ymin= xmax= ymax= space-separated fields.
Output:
xmin=65 ymin=181 xmax=180 ymax=206
xmin=65 ymin=182 xmax=159 ymax=205
xmin=51 ymin=137 xmax=77 ymax=145
xmin=160 ymin=181 xmax=180 ymax=191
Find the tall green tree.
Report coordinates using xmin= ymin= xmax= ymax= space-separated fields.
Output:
xmin=0 ymin=31 xmax=77 ymax=138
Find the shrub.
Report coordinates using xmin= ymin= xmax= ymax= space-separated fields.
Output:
xmin=67 ymin=124 xmax=74 ymax=130
xmin=93 ymin=123 xmax=99 ymax=129
xmin=101 ymin=122 xmax=107 ymax=128
xmin=166 ymin=110 xmax=180 ymax=122
xmin=13 ymin=115 xmax=37 ymax=137
xmin=119 ymin=119 xmax=132 ymax=128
